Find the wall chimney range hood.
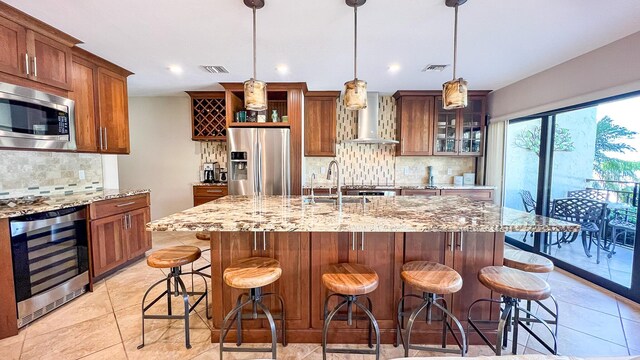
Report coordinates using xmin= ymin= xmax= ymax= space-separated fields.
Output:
xmin=344 ymin=92 xmax=398 ymax=144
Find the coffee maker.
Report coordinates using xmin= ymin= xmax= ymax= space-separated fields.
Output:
xmin=203 ymin=162 xmax=220 ymax=183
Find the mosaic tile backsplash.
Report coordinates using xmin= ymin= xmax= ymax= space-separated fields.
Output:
xmin=198 ymin=95 xmax=475 ymax=186
xmin=0 ymin=150 xmax=103 ymax=197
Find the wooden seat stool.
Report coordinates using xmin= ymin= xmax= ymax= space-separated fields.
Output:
xmin=467 ymin=266 xmax=558 ymax=355
xmin=137 ymin=245 xmax=209 ymax=350
xmin=504 ymin=248 xmax=558 ymax=336
xmin=322 ymin=263 xmax=381 ymax=360
xmin=396 ymin=261 xmax=467 ymax=357
xmin=219 ymin=257 xmax=287 ymax=360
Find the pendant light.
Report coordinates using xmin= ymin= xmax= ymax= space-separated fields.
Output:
xmin=243 ymin=0 xmax=267 ymax=111
xmin=442 ymin=0 xmax=468 ymax=110
xmin=344 ymin=0 xmax=367 ymax=110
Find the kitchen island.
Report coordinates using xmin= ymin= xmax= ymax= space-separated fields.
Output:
xmin=147 ymin=195 xmax=578 ymax=345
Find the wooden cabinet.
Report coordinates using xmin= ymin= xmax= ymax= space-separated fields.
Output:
xmin=187 ymin=91 xmax=227 ymax=141
xmin=0 ymin=4 xmax=78 ymax=91
xmin=193 ymin=185 xmax=228 ymax=206
xmin=440 ymin=188 xmax=494 ymax=202
xmin=70 ymin=48 xmax=132 ymax=154
xmin=89 ymin=194 xmax=152 ymax=279
xmin=400 ymin=189 xmax=440 ymax=196
xmin=394 ymin=94 xmax=434 ymax=156
xmin=433 ymin=95 xmax=487 ymax=156
xmin=304 ymin=91 xmax=339 ymax=156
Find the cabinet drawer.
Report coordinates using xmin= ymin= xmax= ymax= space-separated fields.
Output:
xmin=401 ymin=189 xmax=440 ymax=196
xmin=194 ymin=186 xmax=228 ymax=197
xmin=90 ymin=193 xmax=150 ymax=219
xmin=440 ymin=189 xmax=494 ymax=201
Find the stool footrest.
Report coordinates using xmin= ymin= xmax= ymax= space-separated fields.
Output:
xmin=221 ymin=346 xmax=273 ymax=353
xmin=325 ymin=347 xmax=377 ymax=355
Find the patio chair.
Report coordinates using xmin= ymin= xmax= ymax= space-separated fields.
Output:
xmin=519 ymin=190 xmax=536 ymax=242
xmin=567 ymin=189 xmax=609 ymax=202
xmin=550 ymin=197 xmax=609 ymax=264
xmin=609 ymin=207 xmax=637 ymax=248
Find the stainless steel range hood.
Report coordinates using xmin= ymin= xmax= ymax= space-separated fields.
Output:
xmin=344 ymin=92 xmax=398 ymax=144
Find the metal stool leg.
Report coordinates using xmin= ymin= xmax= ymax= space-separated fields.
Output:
xmin=256 ymin=300 xmax=277 ymax=360
xmin=404 ymin=299 xmax=431 ymax=357
xmin=496 ymin=300 xmax=514 ymax=355
xmin=263 ymin=292 xmax=287 ymax=346
xmin=322 ymin=298 xmax=348 ymax=360
xmin=354 ymin=299 xmax=380 ymax=360
xmin=137 ymin=275 xmax=170 ymax=349
xmin=220 ymin=297 xmax=253 ymax=359
xmin=174 ymin=274 xmax=191 ymax=349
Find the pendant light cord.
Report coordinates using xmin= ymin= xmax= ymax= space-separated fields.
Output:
xmin=253 ymin=6 xmax=257 ymax=80
xmin=452 ymin=4 xmax=458 ymax=80
xmin=354 ymin=5 xmax=358 ymax=81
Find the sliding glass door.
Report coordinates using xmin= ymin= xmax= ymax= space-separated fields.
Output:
xmin=502 ymin=92 xmax=640 ymax=302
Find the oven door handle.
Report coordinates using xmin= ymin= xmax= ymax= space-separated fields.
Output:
xmin=11 ymin=210 xmax=86 ymax=236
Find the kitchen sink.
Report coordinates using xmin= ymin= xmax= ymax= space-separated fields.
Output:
xmin=302 ymin=196 xmax=371 ymax=205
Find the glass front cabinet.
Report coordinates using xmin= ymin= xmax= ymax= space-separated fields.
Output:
xmin=434 ymin=95 xmax=486 ymax=156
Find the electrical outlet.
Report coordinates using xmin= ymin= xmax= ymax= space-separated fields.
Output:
xmin=447 ymin=168 xmax=453 ymax=175
xmin=320 ymin=167 xmax=326 ymax=174
xmin=403 ymin=166 xmax=409 ymax=175
xmin=78 ymin=170 xmax=85 ymax=180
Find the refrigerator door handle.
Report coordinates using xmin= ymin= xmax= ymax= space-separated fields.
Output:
xmin=256 ymin=135 xmax=261 ymax=195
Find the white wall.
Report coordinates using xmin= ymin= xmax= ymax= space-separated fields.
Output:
xmin=118 ymin=96 xmax=201 ymax=220
xmin=489 ymin=31 xmax=640 ymax=122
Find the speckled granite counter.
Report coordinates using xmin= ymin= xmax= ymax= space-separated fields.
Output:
xmin=303 ymin=184 xmax=496 ymax=190
xmin=193 ymin=182 xmax=228 ymax=187
xmin=0 ymin=189 xmax=150 ymax=218
xmin=147 ymin=195 xmax=578 ymax=233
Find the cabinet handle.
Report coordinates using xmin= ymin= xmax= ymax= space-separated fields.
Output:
xmin=351 ymin=232 xmax=356 ymax=251
xmin=253 ymin=232 xmax=257 ymax=251
xmin=99 ymin=128 xmax=104 ymax=150
xmin=457 ymin=232 xmax=464 ymax=251
xmin=24 ymin=54 xmax=29 ymax=75
xmin=449 ymin=232 xmax=455 ymax=253
xmin=206 ymin=190 xmax=223 ymax=193
xmin=32 ymin=56 xmax=37 ymax=77
xmin=103 ymin=127 xmax=108 ymax=150
xmin=361 ymin=232 xmax=365 ymax=251
xmin=122 ymin=215 xmax=127 ymax=230
xmin=116 ymin=201 xmax=136 ymax=208
xmin=263 ymin=231 xmax=267 ymax=251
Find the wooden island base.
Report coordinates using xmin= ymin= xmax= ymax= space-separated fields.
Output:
xmin=208 ymin=231 xmax=504 ymax=345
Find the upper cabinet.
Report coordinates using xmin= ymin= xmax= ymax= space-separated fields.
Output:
xmin=0 ymin=4 xmax=78 ymax=92
xmin=70 ymin=48 xmax=132 ymax=154
xmin=394 ymin=93 xmax=434 ymax=156
xmin=304 ymin=91 xmax=339 ymax=156
xmin=186 ymin=91 xmax=227 ymax=141
xmin=434 ymin=94 xmax=488 ymax=156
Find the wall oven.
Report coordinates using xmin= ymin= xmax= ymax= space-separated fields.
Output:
xmin=0 ymin=82 xmax=76 ymax=150
xmin=10 ymin=206 xmax=89 ymax=327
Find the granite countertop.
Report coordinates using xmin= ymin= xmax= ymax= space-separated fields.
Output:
xmin=304 ymin=184 xmax=496 ymax=190
xmin=193 ymin=182 xmax=228 ymax=187
xmin=147 ymin=195 xmax=579 ymax=233
xmin=0 ymin=189 xmax=150 ymax=218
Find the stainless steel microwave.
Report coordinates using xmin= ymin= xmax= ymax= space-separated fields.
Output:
xmin=0 ymin=82 xmax=76 ymax=151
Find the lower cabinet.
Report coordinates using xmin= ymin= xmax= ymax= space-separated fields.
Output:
xmin=193 ymin=185 xmax=228 ymax=206
xmin=89 ymin=194 xmax=152 ymax=279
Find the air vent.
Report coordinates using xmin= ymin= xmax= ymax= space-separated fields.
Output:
xmin=422 ymin=64 xmax=448 ymax=72
xmin=202 ymin=65 xmax=229 ymax=74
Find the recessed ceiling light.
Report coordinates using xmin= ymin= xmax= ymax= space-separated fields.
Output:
xmin=388 ymin=64 xmax=401 ymax=73
xmin=276 ymin=64 xmax=289 ymax=74
xmin=168 ymin=65 xmax=183 ymax=74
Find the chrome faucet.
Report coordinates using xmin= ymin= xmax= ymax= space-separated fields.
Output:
xmin=326 ymin=160 xmax=342 ymax=206
xmin=310 ymin=173 xmax=316 ymax=204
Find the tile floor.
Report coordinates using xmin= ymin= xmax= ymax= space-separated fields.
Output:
xmin=1 ymin=231 xmax=640 ymax=360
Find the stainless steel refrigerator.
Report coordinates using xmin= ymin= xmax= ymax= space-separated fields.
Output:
xmin=227 ymin=128 xmax=291 ymax=195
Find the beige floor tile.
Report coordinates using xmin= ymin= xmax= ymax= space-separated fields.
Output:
xmin=0 ymin=328 xmax=26 ymax=360
xmin=526 ymin=324 xmax=629 ymax=356
xmin=77 ymin=343 xmax=127 ymax=360
xmin=197 ymin=343 xmax=319 ymax=360
xmin=105 ymin=267 xmax=168 ymax=311
xmin=25 ymin=284 xmax=113 ymax=338
xmin=547 ymin=271 xmax=619 ymax=316
xmin=20 ymin=313 xmax=121 ymax=360
xmin=618 ymin=296 xmax=640 ymax=323
xmin=621 ymin=318 xmax=640 ymax=352
xmin=523 ymin=346 xmax=545 ymax=354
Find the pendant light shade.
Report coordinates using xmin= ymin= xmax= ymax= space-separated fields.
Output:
xmin=344 ymin=79 xmax=367 ymax=110
xmin=343 ymin=0 xmax=367 ymax=110
xmin=244 ymin=1 xmax=267 ymax=111
xmin=442 ymin=0 xmax=468 ymax=110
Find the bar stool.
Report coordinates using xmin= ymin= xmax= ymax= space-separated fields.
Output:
xmin=503 ymin=248 xmax=558 ymax=335
xmin=396 ymin=261 xmax=466 ymax=357
xmin=219 ymin=257 xmax=286 ymax=360
xmin=138 ymin=245 xmax=209 ymax=350
xmin=191 ymin=231 xmax=212 ymax=289
xmin=467 ymin=266 xmax=558 ymax=355
xmin=322 ymin=263 xmax=380 ymax=360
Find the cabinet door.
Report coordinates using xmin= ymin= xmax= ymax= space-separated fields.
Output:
xmin=27 ymin=30 xmax=72 ymax=89
xmin=459 ymin=97 xmax=485 ymax=156
xmin=400 ymin=189 xmax=440 ymax=196
xmin=396 ymin=96 xmax=433 ymax=155
xmin=262 ymin=232 xmax=310 ymax=330
xmin=310 ymin=232 xmax=353 ymax=330
xmin=97 ymin=67 xmax=130 ymax=154
xmin=356 ymin=232 xmax=402 ymax=330
xmin=0 ymin=16 xmax=27 ymax=78
xmin=304 ymin=96 xmax=337 ymax=156
xmin=126 ymin=207 xmax=151 ymax=260
xmin=90 ymin=214 xmax=127 ymax=277
xmin=440 ymin=189 xmax=494 ymax=202
xmin=70 ymin=59 xmax=99 ymax=152
xmin=433 ymin=96 xmax=459 ymax=155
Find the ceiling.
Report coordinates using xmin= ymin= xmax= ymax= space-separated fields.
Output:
xmin=6 ymin=0 xmax=640 ymax=96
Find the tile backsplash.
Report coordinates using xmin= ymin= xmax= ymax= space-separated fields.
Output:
xmin=304 ymin=95 xmax=475 ymax=187
xmin=0 ymin=150 xmax=103 ymax=197
xmin=197 ymin=95 xmax=475 ymax=187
